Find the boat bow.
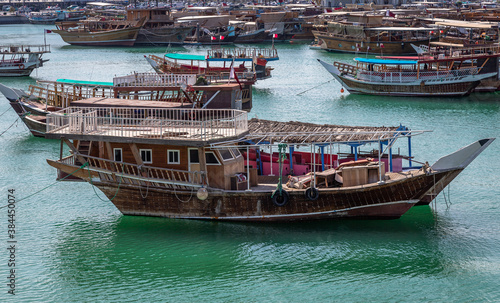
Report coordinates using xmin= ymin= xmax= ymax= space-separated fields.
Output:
xmin=431 ymin=138 xmax=495 ymax=171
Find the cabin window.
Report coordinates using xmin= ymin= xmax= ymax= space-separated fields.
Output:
xmin=168 ymin=150 xmax=180 ymax=164
xmin=113 ymin=148 xmax=123 ymax=162
xmin=230 ymin=148 xmax=241 ymax=158
xmin=140 ymin=149 xmax=152 ymax=164
xmin=218 ymin=149 xmax=234 ymax=161
xmin=189 ymin=148 xmax=199 ymax=164
xmin=205 ymin=151 xmax=221 ymax=165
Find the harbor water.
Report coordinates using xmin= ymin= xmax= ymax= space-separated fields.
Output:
xmin=0 ymin=24 xmax=499 ymax=302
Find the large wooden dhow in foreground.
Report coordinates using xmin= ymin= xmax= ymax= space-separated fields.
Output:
xmin=317 ymin=45 xmax=500 ymax=97
xmin=45 ymin=107 xmax=494 ymax=221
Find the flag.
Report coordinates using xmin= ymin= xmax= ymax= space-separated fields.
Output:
xmin=45 ymin=29 xmax=52 ymax=33
xmin=229 ymin=64 xmax=235 ymax=79
xmin=385 ymin=10 xmax=395 ymax=17
xmin=272 ymin=34 xmax=278 ymax=38
xmin=220 ymin=35 xmax=225 ymax=40
xmin=211 ymin=36 xmax=216 ymax=41
xmin=229 ymin=62 xmax=242 ymax=90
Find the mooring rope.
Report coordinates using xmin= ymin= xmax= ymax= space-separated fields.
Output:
xmin=139 ymin=166 xmax=150 ymax=199
xmin=174 ymin=185 xmax=195 ymax=203
xmin=296 ymin=79 xmax=334 ymax=96
xmin=0 ymin=162 xmax=90 ymax=209
xmin=88 ymin=163 xmax=124 ymax=202
xmin=0 ymin=106 xmax=12 ymax=118
xmin=0 ymin=116 xmax=20 ymax=137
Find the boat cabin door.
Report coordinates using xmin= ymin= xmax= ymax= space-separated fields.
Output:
xmin=188 ymin=148 xmax=201 ymax=173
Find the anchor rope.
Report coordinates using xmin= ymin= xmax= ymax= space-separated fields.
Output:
xmin=0 ymin=162 xmax=90 ymax=209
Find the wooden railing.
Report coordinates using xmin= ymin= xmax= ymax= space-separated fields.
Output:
xmin=66 ymin=154 xmax=204 ymax=189
xmin=0 ymin=44 xmax=51 ymax=54
xmin=207 ymin=47 xmax=278 ymax=60
xmin=357 ymin=67 xmax=480 ymax=83
xmin=333 ymin=62 xmax=357 ymax=76
xmin=113 ymin=73 xmax=197 ymax=87
xmin=28 ymin=84 xmax=114 ymax=108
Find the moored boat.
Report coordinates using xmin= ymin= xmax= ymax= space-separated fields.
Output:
xmin=53 ymin=17 xmax=147 ymax=46
xmin=0 ymin=44 xmax=50 ymax=76
xmin=146 ymin=47 xmax=279 ymax=81
xmin=126 ymin=8 xmax=194 ymax=45
xmin=318 ymin=45 xmax=500 ymax=97
xmin=311 ymin=13 xmax=440 ymax=55
xmin=1 ymin=73 xmax=248 ymax=137
xmin=44 ymin=108 xmax=494 ymax=221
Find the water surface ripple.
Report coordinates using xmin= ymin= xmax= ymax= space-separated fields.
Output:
xmin=0 ymin=24 xmax=499 ymax=302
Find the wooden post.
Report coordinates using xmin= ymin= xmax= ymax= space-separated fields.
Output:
xmin=198 ymin=147 xmax=207 ymax=186
xmin=129 ymin=143 xmax=144 ymax=166
xmin=105 ymin=142 xmax=113 ymax=160
xmin=63 ymin=138 xmax=87 ymax=164
xmin=59 ymin=139 xmax=63 ymax=160
xmin=99 ymin=141 xmax=105 ymax=159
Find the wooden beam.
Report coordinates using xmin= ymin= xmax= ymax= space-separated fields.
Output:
xmin=129 ymin=143 xmax=144 ymax=166
xmin=99 ymin=141 xmax=105 ymax=159
xmin=63 ymin=138 xmax=87 ymax=164
xmin=198 ymin=147 xmax=207 ymax=186
xmin=59 ymin=139 xmax=64 ymax=160
xmin=105 ymin=142 xmax=113 ymax=160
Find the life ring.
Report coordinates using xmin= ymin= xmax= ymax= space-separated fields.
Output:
xmin=272 ymin=190 xmax=289 ymax=207
xmin=18 ymin=64 xmax=25 ymax=70
xmin=305 ymin=187 xmax=319 ymax=201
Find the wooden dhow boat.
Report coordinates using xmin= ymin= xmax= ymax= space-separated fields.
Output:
xmin=45 ymin=108 xmax=494 ymax=221
xmin=53 ymin=17 xmax=147 ymax=46
xmin=1 ymin=73 xmax=246 ymax=137
xmin=0 ymin=45 xmax=50 ymax=77
xmin=126 ymin=8 xmax=194 ymax=45
xmin=146 ymin=47 xmax=279 ymax=81
xmin=312 ymin=14 xmax=440 ymax=55
xmin=317 ymin=46 xmax=500 ymax=97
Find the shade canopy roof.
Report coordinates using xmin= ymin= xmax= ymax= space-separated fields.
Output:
xmin=56 ymin=79 xmax=113 ymax=86
xmin=354 ymin=58 xmax=418 ymax=65
xmin=165 ymin=53 xmax=206 ymax=61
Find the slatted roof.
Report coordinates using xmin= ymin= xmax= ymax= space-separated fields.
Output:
xmin=211 ymin=119 xmax=428 ymax=148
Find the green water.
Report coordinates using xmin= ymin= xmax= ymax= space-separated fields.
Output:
xmin=0 ymin=24 xmax=499 ymax=302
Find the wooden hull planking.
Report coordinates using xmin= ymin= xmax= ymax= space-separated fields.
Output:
xmin=49 ymin=159 xmax=455 ymax=221
xmin=135 ymin=26 xmax=193 ymax=45
xmin=336 ymin=75 xmax=480 ymax=97
xmin=53 ymin=27 xmax=142 ymax=46
xmin=313 ymin=32 xmax=436 ymax=55
xmin=21 ymin=115 xmax=46 ymax=137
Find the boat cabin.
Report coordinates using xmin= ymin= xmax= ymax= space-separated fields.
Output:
xmin=45 ymin=107 xmax=421 ymax=192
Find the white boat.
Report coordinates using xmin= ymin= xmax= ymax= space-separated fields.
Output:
xmin=0 ymin=45 xmax=50 ymax=77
